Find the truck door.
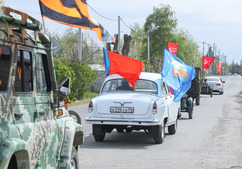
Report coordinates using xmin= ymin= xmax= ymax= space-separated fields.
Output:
xmin=12 ymin=49 xmax=46 ymax=168
xmin=35 ymin=52 xmax=60 ymax=166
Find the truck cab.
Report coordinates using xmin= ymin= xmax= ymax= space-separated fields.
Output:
xmin=0 ymin=7 xmax=83 ymax=169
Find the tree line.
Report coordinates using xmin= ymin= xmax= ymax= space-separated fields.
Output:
xmin=48 ymin=4 xmax=241 ymax=100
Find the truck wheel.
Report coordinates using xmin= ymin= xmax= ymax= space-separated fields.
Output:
xmin=188 ymin=109 xmax=193 ymax=119
xmin=8 ymin=155 xmax=17 ymax=169
xmin=168 ymin=118 xmax=177 ymax=134
xmin=210 ymin=91 xmax=213 ymax=97
xmin=70 ymin=147 xmax=79 ymax=169
xmin=94 ymin=133 xmax=105 ymax=142
xmin=196 ymin=95 xmax=200 ymax=105
xmin=154 ymin=121 xmax=165 ymax=144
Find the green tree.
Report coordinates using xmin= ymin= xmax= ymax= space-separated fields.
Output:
xmin=142 ymin=4 xmax=177 ymax=72
xmin=0 ymin=0 xmax=4 ymax=12
xmin=172 ymin=29 xmax=200 ymax=66
xmin=129 ymin=23 xmax=145 ymax=60
xmin=51 ymin=28 xmax=99 ymax=100
xmin=69 ymin=61 xmax=97 ymax=100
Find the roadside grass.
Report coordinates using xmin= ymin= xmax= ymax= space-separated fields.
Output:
xmin=70 ymin=92 xmax=98 ymax=106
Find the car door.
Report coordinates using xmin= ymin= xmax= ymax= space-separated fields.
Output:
xmin=162 ymin=83 xmax=177 ymax=124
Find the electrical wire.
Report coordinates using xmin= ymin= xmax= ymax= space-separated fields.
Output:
xmin=87 ymin=3 xmax=117 ymax=21
xmin=120 ymin=18 xmax=138 ymax=34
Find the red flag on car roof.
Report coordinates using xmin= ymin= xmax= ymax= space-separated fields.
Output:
xmin=167 ymin=42 xmax=178 ymax=56
xmin=103 ymin=48 xmax=143 ymax=89
xmin=202 ymin=56 xmax=215 ymax=69
xmin=39 ymin=0 xmax=112 ymax=42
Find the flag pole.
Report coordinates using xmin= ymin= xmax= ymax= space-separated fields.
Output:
xmin=41 ymin=16 xmax=46 ymax=33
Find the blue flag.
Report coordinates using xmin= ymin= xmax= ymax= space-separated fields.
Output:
xmin=162 ymin=48 xmax=196 ymax=102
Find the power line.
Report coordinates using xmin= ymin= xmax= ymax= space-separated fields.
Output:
xmin=120 ymin=18 xmax=138 ymax=34
xmin=87 ymin=4 xmax=117 ymax=21
xmin=88 ymin=4 xmax=138 ymax=34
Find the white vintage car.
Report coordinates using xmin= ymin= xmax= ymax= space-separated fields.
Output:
xmin=86 ymin=72 xmax=180 ymax=144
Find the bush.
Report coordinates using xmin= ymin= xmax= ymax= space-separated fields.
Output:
xmin=54 ymin=58 xmax=97 ymax=100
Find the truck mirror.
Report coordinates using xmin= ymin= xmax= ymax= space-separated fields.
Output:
xmin=58 ymin=77 xmax=71 ymax=99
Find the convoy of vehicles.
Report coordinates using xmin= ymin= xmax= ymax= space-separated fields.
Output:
xmin=86 ymin=72 xmax=180 ymax=144
xmin=0 ymin=4 xmax=230 ymax=169
xmin=0 ymin=7 xmax=83 ymax=169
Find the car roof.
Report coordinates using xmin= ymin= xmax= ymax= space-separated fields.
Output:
xmin=105 ymin=72 xmax=162 ymax=81
xmin=206 ymin=76 xmax=220 ymax=79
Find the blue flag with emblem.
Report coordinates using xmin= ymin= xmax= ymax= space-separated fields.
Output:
xmin=162 ymin=48 xmax=196 ymax=102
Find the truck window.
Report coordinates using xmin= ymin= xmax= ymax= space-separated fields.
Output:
xmin=15 ymin=50 xmax=33 ymax=92
xmin=0 ymin=46 xmax=11 ymax=91
xmin=36 ymin=53 xmax=51 ymax=93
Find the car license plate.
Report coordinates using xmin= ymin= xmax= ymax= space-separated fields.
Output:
xmin=110 ymin=107 xmax=134 ymax=113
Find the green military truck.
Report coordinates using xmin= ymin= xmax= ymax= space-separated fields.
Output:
xmin=0 ymin=7 xmax=83 ymax=169
xmin=186 ymin=67 xmax=202 ymax=105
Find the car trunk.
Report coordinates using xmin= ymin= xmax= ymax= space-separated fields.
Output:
xmin=96 ymin=92 xmax=156 ymax=116
xmin=207 ymin=81 xmax=218 ymax=88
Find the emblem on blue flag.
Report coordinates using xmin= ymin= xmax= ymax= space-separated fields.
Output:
xmin=162 ymin=48 xmax=196 ymax=102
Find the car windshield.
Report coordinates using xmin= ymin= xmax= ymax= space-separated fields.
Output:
xmin=206 ymin=78 xmax=219 ymax=82
xmin=101 ymin=79 xmax=158 ymax=94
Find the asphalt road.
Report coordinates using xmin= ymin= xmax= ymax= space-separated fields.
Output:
xmin=70 ymin=75 xmax=242 ymax=169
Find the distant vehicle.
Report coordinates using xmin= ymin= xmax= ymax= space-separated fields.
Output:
xmin=234 ymin=73 xmax=237 ymax=76
xmin=205 ymin=77 xmax=225 ymax=95
xmin=86 ymin=72 xmax=180 ymax=144
xmin=186 ymin=67 xmax=202 ymax=105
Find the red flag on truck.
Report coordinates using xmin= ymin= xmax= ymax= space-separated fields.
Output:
xmin=103 ymin=48 xmax=143 ymax=89
xmin=202 ymin=56 xmax=215 ymax=69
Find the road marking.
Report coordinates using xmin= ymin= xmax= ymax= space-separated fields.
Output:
xmin=224 ymin=76 xmax=231 ymax=86
xmin=84 ymin=133 xmax=92 ymax=137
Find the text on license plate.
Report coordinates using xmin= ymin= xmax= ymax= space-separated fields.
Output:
xmin=110 ymin=107 xmax=134 ymax=113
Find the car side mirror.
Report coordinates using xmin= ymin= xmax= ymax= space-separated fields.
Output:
xmin=58 ymin=77 xmax=71 ymax=99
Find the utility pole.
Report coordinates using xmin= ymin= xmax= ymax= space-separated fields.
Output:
xmin=118 ymin=16 xmax=121 ymax=54
xmin=202 ymin=42 xmax=206 ymax=56
xmin=147 ymin=26 xmax=160 ymax=62
xmin=78 ymin=28 xmax=82 ymax=61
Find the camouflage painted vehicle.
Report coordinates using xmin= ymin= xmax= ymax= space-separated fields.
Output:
xmin=0 ymin=7 xmax=83 ymax=169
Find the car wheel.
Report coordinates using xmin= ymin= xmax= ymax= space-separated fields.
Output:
xmin=93 ymin=125 xmax=105 ymax=142
xmin=168 ymin=118 xmax=177 ymax=134
xmin=116 ymin=128 xmax=124 ymax=133
xmin=196 ymin=95 xmax=200 ymax=105
xmin=94 ymin=133 xmax=105 ymax=142
xmin=154 ymin=121 xmax=165 ymax=144
xmin=219 ymin=91 xmax=222 ymax=95
xmin=70 ymin=147 xmax=79 ymax=169
xmin=125 ymin=128 xmax=133 ymax=133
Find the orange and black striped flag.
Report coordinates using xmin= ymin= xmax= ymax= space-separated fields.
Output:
xmin=39 ymin=0 xmax=111 ymax=41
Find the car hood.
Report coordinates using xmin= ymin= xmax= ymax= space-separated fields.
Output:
xmin=94 ymin=92 xmax=157 ymax=115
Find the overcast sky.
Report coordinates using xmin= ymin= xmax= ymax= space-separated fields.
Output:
xmin=5 ymin=0 xmax=242 ymax=64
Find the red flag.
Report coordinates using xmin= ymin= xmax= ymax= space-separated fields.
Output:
xmin=202 ymin=56 xmax=215 ymax=69
xmin=103 ymin=48 xmax=143 ymax=89
xmin=217 ymin=61 xmax=222 ymax=73
xmin=167 ymin=42 xmax=178 ymax=55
